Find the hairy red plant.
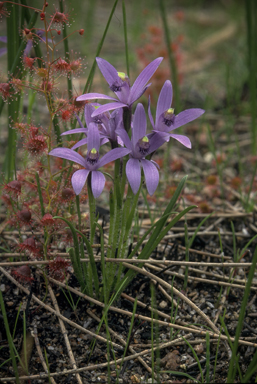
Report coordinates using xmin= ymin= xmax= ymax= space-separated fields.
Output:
xmin=51 ymin=11 xmax=69 ymax=25
xmin=0 ymin=82 xmax=11 ymax=99
xmin=3 ymin=180 xmax=22 ymax=196
xmin=11 ymin=265 xmax=34 ymax=284
xmin=61 ymin=187 xmax=75 ymax=202
xmin=25 ymin=134 xmax=47 ymax=156
xmin=24 ymin=56 xmax=35 ymax=69
xmin=17 ymin=209 xmax=32 ymax=224
xmin=18 ymin=237 xmax=40 ymax=256
xmin=41 ymin=80 xmax=53 ymax=92
xmin=54 ymin=58 xmax=70 ymax=73
xmin=41 ymin=213 xmax=55 ymax=226
xmin=49 ymin=256 xmax=70 ymax=281
xmin=0 ymin=2 xmax=9 ymax=17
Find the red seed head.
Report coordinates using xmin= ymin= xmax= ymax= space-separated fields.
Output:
xmin=54 ymin=58 xmax=70 ymax=72
xmin=41 ymin=80 xmax=53 ymax=92
xmin=0 ymin=82 xmax=11 ymax=99
xmin=79 ymin=29 xmax=84 ymax=36
xmin=57 ymin=30 xmax=61 ymax=35
xmin=4 ymin=180 xmax=22 ymax=195
xmin=61 ymin=108 xmax=72 ymax=121
xmin=25 ymin=135 xmax=47 ymax=156
xmin=41 ymin=213 xmax=55 ymax=226
xmin=17 ymin=209 xmax=31 ymax=223
xmin=23 ymin=28 xmax=33 ymax=40
xmin=11 ymin=265 xmax=33 ymax=284
xmin=29 ymin=125 xmax=39 ymax=137
xmin=52 ymin=11 xmax=69 ymax=25
xmin=18 ymin=237 xmax=38 ymax=254
xmin=70 ymin=59 xmax=82 ymax=73
xmin=61 ymin=187 xmax=75 ymax=201
xmin=49 ymin=256 xmax=70 ymax=281
xmin=23 ymin=56 xmax=35 ymax=69
xmin=40 ymin=12 xmax=45 ymax=20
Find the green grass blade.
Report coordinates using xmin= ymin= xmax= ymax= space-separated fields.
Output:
xmin=0 ymin=290 xmax=20 ymax=383
xmin=76 ymin=229 xmax=99 ymax=298
xmin=227 ymin=245 xmax=257 ymax=382
xmin=122 ymin=0 xmax=129 ymax=77
xmin=159 ymin=0 xmax=181 ymax=112
xmin=83 ymin=0 xmax=119 ymax=94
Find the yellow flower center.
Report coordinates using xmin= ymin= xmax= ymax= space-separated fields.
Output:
xmin=117 ymin=72 xmax=126 ymax=81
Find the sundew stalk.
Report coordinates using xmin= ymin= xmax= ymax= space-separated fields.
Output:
xmin=59 ymin=0 xmax=72 ymax=99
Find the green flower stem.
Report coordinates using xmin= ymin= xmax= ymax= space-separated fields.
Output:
xmin=113 ymin=185 xmax=140 ymax=292
xmin=59 ymin=0 xmax=72 ymax=100
xmin=76 ymin=195 xmax=81 ymax=231
xmin=122 ymin=0 xmax=129 ymax=77
xmin=159 ymin=0 xmax=181 ymax=113
xmin=87 ymin=174 xmax=96 ymax=245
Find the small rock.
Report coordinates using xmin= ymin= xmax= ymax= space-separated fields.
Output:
xmin=159 ymin=300 xmax=168 ymax=309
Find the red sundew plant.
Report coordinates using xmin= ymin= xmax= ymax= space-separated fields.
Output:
xmin=48 ymin=256 xmax=70 ymax=281
xmin=11 ymin=265 xmax=34 ymax=284
xmin=0 ymin=82 xmax=12 ymax=99
xmin=18 ymin=238 xmax=41 ymax=258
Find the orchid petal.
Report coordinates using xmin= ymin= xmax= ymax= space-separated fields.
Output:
xmin=76 ymin=93 xmax=118 ymax=102
xmin=87 ymin=123 xmax=100 ymax=152
xmin=126 ymin=158 xmax=141 ymax=194
xmin=91 ymin=171 xmax=106 ymax=198
xmin=148 ymin=133 xmax=166 ymax=154
xmin=128 ymin=84 xmax=151 ymax=106
xmin=148 ymin=96 xmax=155 ymax=128
xmin=115 ymin=128 xmax=132 ymax=150
xmin=84 ymin=103 xmax=97 ymax=126
xmin=96 ymin=57 xmax=121 ymax=87
xmin=172 ymin=108 xmax=205 ymax=130
xmin=0 ymin=47 xmax=7 ymax=57
xmin=61 ymin=128 xmax=87 ymax=136
xmin=24 ymin=40 xmax=33 ymax=57
xmin=156 ymin=80 xmax=173 ymax=124
xmin=91 ymin=102 xmax=127 ymax=117
xmin=74 ymin=112 xmax=84 ymax=128
xmin=169 ymin=134 xmax=192 ymax=148
xmin=132 ymin=103 xmax=147 ymax=148
xmin=129 ymin=57 xmax=163 ymax=104
xmin=153 ymin=131 xmax=171 ymax=142
xmin=141 ymin=159 xmax=159 ymax=195
xmin=71 ymin=169 xmax=90 ymax=195
xmin=48 ymin=148 xmax=86 ymax=167
xmin=71 ymin=138 xmax=88 ymax=150
xmin=0 ymin=36 xmax=7 ymax=43
xmin=98 ymin=147 xmax=130 ymax=168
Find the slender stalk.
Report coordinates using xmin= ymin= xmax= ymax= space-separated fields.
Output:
xmin=245 ymin=0 xmax=257 ymax=154
xmin=227 ymin=245 xmax=257 ymax=382
xmin=83 ymin=0 xmax=119 ymax=95
xmin=122 ymin=0 xmax=129 ymax=77
xmin=87 ymin=174 xmax=96 ymax=245
xmin=59 ymin=0 xmax=72 ymax=99
xmin=159 ymin=0 xmax=181 ymax=112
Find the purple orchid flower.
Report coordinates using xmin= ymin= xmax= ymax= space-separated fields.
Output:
xmin=148 ymin=80 xmax=205 ymax=148
xmin=116 ymin=103 xmax=165 ymax=195
xmin=61 ymin=104 xmax=123 ymax=149
xmin=76 ymin=57 xmax=163 ymax=117
xmin=49 ymin=123 xmax=130 ymax=198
